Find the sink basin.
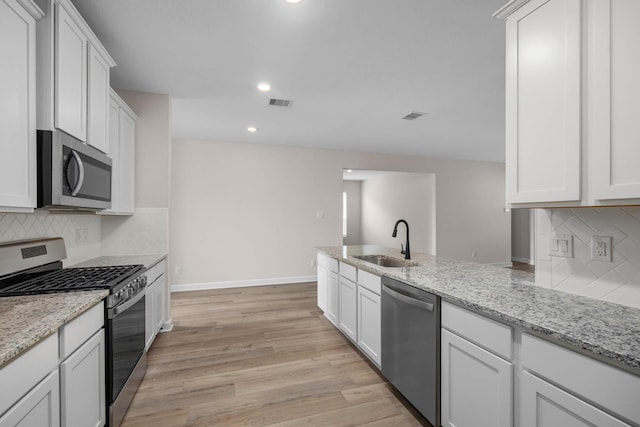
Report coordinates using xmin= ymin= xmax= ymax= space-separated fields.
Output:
xmin=353 ymin=254 xmax=419 ymax=268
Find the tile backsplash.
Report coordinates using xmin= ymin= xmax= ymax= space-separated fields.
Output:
xmin=535 ymin=207 xmax=640 ymax=309
xmin=0 ymin=211 xmax=101 ymax=265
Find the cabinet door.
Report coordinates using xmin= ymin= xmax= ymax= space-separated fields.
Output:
xmin=87 ymin=44 xmax=110 ymax=154
xmin=55 ymin=3 xmax=87 ymax=141
xmin=441 ymin=329 xmax=512 ymax=427
xmin=326 ymin=270 xmax=339 ymax=326
xmin=155 ymin=274 xmax=166 ymax=333
xmin=520 ymin=371 xmax=631 ymax=427
xmin=316 ymin=263 xmax=327 ymax=312
xmin=0 ymin=0 xmax=37 ymax=211
xmin=0 ymin=370 xmax=60 ymax=427
xmin=357 ymin=286 xmax=381 ymax=366
xmin=60 ymin=329 xmax=106 ymax=427
xmin=103 ymin=98 xmax=120 ymax=213
xmin=145 ymin=283 xmax=157 ymax=350
xmin=338 ymin=276 xmax=357 ymax=341
xmin=118 ymin=109 xmax=136 ymax=214
xmin=505 ymin=0 xmax=581 ymax=203
xmin=589 ymin=0 xmax=640 ymax=200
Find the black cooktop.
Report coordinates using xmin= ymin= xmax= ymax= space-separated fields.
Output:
xmin=0 ymin=265 xmax=144 ymax=297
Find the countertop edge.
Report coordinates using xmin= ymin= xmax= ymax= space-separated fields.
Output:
xmin=0 ymin=290 xmax=108 ymax=368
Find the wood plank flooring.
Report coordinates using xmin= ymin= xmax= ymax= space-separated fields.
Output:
xmin=122 ymin=282 xmax=430 ymax=427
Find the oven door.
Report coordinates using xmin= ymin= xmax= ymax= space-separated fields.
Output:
xmin=106 ymin=290 xmax=146 ymax=403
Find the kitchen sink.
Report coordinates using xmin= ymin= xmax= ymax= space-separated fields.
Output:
xmin=353 ymin=254 xmax=420 ymax=268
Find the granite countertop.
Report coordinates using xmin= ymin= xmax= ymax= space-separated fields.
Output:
xmin=0 ymin=290 xmax=108 ymax=367
xmin=317 ymin=245 xmax=640 ymax=374
xmin=70 ymin=254 xmax=167 ymax=270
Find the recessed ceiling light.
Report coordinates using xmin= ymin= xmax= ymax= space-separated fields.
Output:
xmin=247 ymin=126 xmax=257 ymax=133
xmin=346 ymin=169 xmax=353 ymax=173
xmin=285 ymin=0 xmax=302 ymax=3
xmin=257 ymin=82 xmax=271 ymax=92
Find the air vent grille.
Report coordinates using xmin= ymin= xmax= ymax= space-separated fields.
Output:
xmin=269 ymin=98 xmax=292 ymax=107
xmin=401 ymin=111 xmax=426 ymax=120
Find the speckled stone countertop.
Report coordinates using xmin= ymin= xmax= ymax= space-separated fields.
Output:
xmin=317 ymin=245 xmax=640 ymax=374
xmin=70 ymin=254 xmax=167 ymax=269
xmin=0 ymin=290 xmax=108 ymax=367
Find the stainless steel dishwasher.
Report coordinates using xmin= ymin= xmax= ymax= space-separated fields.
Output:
xmin=382 ymin=276 xmax=440 ymax=427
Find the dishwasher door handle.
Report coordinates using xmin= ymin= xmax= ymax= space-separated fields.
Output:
xmin=382 ymin=284 xmax=434 ymax=312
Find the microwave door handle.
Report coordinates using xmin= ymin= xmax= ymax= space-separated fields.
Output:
xmin=70 ymin=150 xmax=85 ymax=196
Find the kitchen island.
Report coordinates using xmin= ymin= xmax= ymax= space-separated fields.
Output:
xmin=317 ymin=245 xmax=640 ymax=372
xmin=317 ymin=245 xmax=640 ymax=427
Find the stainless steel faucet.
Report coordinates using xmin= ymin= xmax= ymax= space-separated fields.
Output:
xmin=392 ymin=219 xmax=411 ymax=260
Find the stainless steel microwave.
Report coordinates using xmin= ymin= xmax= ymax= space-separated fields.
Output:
xmin=37 ymin=130 xmax=112 ymax=210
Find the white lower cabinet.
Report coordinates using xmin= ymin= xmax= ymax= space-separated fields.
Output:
xmin=0 ymin=370 xmax=60 ymax=427
xmin=441 ymin=329 xmax=512 ymax=427
xmin=60 ymin=330 xmax=106 ymax=427
xmin=356 ymin=285 xmax=381 ymax=366
xmin=326 ymin=270 xmax=339 ymax=327
xmin=316 ymin=255 xmax=328 ymax=312
xmin=520 ymin=371 xmax=631 ymax=427
xmin=338 ymin=276 xmax=357 ymax=342
xmin=145 ymin=260 xmax=168 ymax=350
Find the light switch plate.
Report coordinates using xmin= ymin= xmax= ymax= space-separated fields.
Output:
xmin=591 ymin=236 xmax=612 ymax=262
xmin=548 ymin=234 xmax=574 ymax=258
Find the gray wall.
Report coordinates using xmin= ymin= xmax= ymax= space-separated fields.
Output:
xmin=360 ymin=172 xmax=436 ymax=255
xmin=511 ymin=208 xmax=531 ymax=263
xmin=169 ymin=138 xmax=511 ymax=286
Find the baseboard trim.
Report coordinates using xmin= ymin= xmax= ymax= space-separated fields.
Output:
xmin=512 ymin=257 xmax=534 ymax=265
xmin=171 ymin=275 xmax=317 ymax=293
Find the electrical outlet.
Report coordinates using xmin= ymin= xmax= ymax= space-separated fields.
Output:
xmin=548 ymin=234 xmax=574 ymax=258
xmin=175 ymin=266 xmax=182 ymax=275
xmin=76 ymin=229 xmax=83 ymax=243
xmin=591 ymin=236 xmax=612 ymax=262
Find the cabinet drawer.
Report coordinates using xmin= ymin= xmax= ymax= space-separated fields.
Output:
xmin=339 ymin=262 xmax=357 ymax=282
xmin=60 ymin=301 xmax=104 ymax=360
xmin=146 ymin=259 xmax=166 ymax=285
xmin=0 ymin=332 xmax=58 ymax=416
xmin=521 ymin=333 xmax=640 ymax=424
xmin=442 ymin=301 xmax=512 ymax=360
xmin=357 ymin=269 xmax=381 ymax=295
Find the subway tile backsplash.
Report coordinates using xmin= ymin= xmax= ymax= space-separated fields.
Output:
xmin=535 ymin=207 xmax=640 ymax=309
xmin=0 ymin=211 xmax=101 ymax=265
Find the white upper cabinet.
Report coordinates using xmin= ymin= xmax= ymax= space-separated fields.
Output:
xmin=54 ymin=2 xmax=87 ymax=141
xmin=501 ymin=0 xmax=582 ymax=204
xmin=588 ymin=0 xmax=640 ymax=201
xmin=36 ymin=0 xmax=115 ymax=147
xmin=87 ymin=44 xmax=110 ymax=153
xmin=101 ymin=89 xmax=136 ymax=215
xmin=0 ymin=0 xmax=43 ymax=212
xmin=497 ymin=0 xmax=640 ymax=206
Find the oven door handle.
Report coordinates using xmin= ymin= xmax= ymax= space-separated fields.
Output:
xmin=108 ymin=289 xmax=145 ymax=319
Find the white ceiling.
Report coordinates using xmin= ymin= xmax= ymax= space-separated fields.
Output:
xmin=72 ymin=0 xmax=507 ymax=162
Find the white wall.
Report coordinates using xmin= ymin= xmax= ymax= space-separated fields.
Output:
xmin=511 ymin=208 xmax=532 ymax=263
xmin=534 ymin=207 xmax=640 ymax=309
xmin=342 ymin=181 xmax=362 ymax=246
xmin=170 ymin=139 xmax=510 ymax=286
xmin=360 ymin=172 xmax=436 ymax=255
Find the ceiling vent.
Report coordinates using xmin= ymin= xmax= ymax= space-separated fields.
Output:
xmin=269 ymin=98 xmax=292 ymax=107
xmin=401 ymin=111 xmax=426 ymax=120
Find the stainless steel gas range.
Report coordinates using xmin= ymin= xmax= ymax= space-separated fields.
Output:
xmin=0 ymin=237 xmax=147 ymax=427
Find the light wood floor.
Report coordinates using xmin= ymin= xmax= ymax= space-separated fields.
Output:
xmin=122 ymin=282 xmax=430 ymax=427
